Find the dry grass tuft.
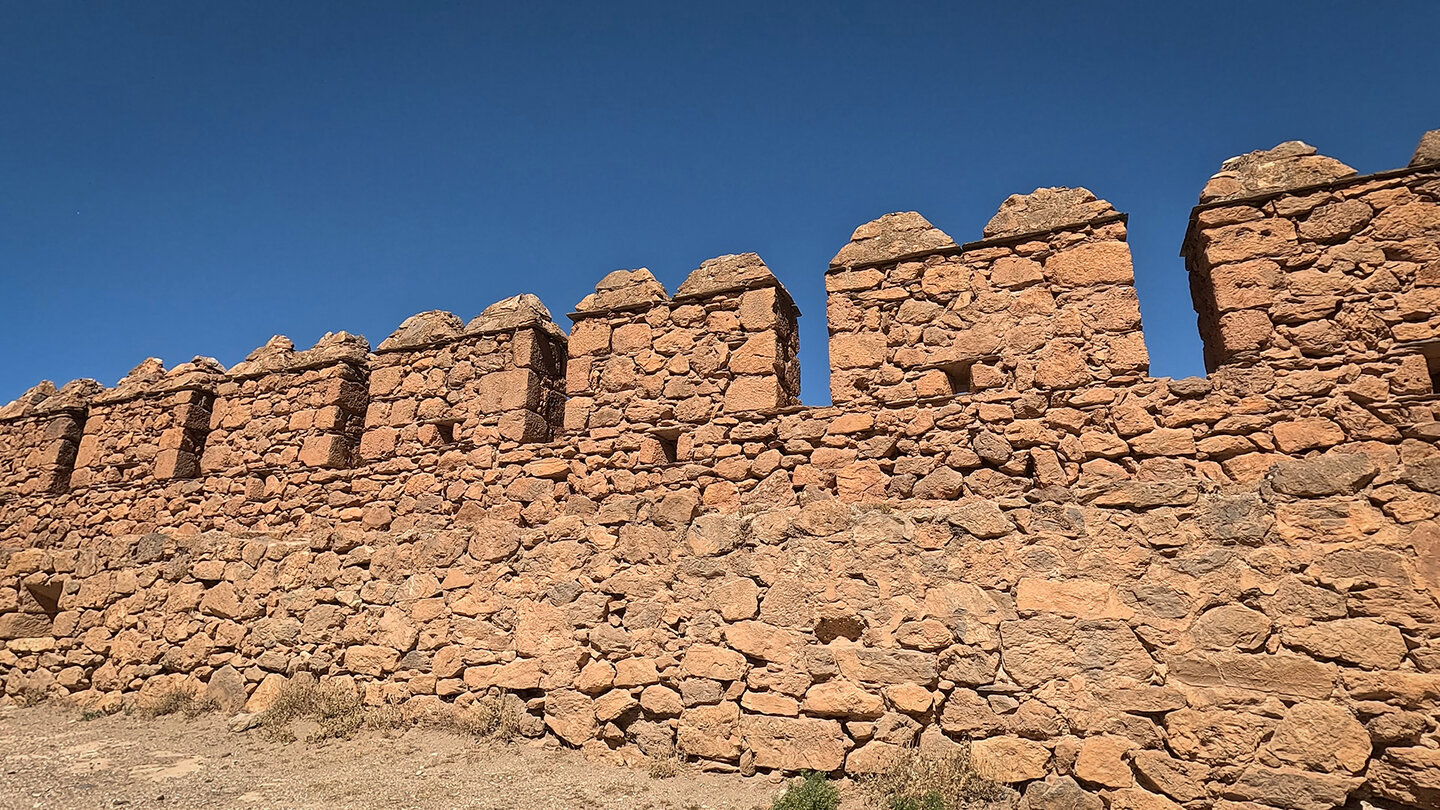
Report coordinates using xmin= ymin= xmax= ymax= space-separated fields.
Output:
xmin=433 ymin=691 xmax=526 ymax=741
xmin=140 ymin=686 xmax=218 ymax=719
xmin=364 ymin=703 xmax=407 ymax=732
xmin=863 ymin=745 xmax=1009 ymax=810
xmin=255 ymin=682 xmax=527 ymax=744
xmin=13 ymin=684 xmax=49 ymax=708
xmin=646 ymin=754 xmax=682 ymax=779
xmin=259 ymin=680 xmax=365 ymax=742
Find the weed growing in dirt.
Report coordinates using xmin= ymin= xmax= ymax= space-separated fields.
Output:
xmin=13 ymin=684 xmax=48 ymax=707
xmin=259 ymin=680 xmax=365 ymax=742
xmin=258 ymin=681 xmax=525 ymax=744
xmin=863 ymin=745 xmax=1009 ymax=810
xmin=435 ymin=691 xmax=525 ymax=741
xmin=647 ymin=755 xmax=682 ymax=779
xmin=771 ymin=772 xmax=839 ymax=810
xmin=141 ymin=686 xmax=218 ymax=719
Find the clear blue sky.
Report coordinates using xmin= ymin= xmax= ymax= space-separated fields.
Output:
xmin=2 ymin=2 xmax=1436 ymax=405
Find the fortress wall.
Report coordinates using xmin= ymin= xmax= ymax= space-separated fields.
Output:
xmin=198 ymin=333 xmax=371 ymax=477
xmin=2 ymin=131 xmax=1439 ymax=809
xmin=360 ymin=295 xmax=567 ymax=462
xmin=826 ymin=191 xmax=1148 ymax=407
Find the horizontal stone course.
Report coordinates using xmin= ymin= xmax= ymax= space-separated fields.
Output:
xmin=1 ymin=129 xmax=1438 ymax=810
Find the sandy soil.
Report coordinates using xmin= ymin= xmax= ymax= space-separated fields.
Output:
xmin=0 ymin=704 xmax=795 ymax=810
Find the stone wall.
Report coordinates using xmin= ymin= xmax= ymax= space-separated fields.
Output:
xmin=1 ymin=131 xmax=1439 ymax=810
xmin=362 ymin=294 xmax=568 ymax=459
xmin=827 ymin=189 xmax=1148 ymax=406
xmin=71 ymin=357 xmax=224 ymax=489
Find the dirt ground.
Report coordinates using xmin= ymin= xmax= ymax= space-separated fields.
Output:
xmin=0 ymin=703 xmax=799 ymax=810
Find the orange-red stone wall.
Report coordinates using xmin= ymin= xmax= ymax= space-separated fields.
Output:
xmin=2 ymin=139 xmax=1440 ymax=809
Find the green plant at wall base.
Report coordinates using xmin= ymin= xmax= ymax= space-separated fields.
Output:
xmin=771 ymin=772 xmax=839 ymax=810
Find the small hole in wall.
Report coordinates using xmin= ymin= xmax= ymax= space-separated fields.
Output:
xmin=1425 ymin=349 xmax=1440 ymax=395
xmin=658 ymin=435 xmax=678 ymax=464
xmin=25 ymin=581 xmax=62 ymax=617
xmin=942 ymin=363 xmax=971 ymax=395
xmin=435 ymin=421 xmax=456 ymax=445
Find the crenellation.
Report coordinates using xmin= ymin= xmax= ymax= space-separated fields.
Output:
xmin=1 ymin=131 xmax=1439 ymax=806
xmin=827 ymin=192 xmax=1148 ymax=406
xmin=564 ymin=257 xmax=800 ymax=463
xmin=364 ymin=295 xmax=567 ymax=461
xmin=0 ymin=379 xmax=102 ymax=499
xmin=70 ymin=356 xmax=226 ymax=490
xmin=1183 ymin=140 xmax=1440 ymax=394
xmin=200 ymin=332 xmax=371 ymax=476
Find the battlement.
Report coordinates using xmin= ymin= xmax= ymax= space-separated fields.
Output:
xmin=1 ymin=130 xmax=1436 ymax=509
xmin=564 ymin=255 xmax=801 ymax=465
xmin=364 ymin=294 xmax=567 ymax=461
xmin=826 ymin=189 xmax=1146 ymax=406
xmin=1182 ymin=139 xmax=1440 ymax=397
xmin=2 ymin=131 xmax=1440 ymax=799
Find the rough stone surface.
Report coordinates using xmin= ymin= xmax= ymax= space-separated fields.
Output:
xmin=0 ymin=132 xmax=1438 ymax=807
xmin=828 ymin=211 xmax=956 ymax=269
xmin=983 ymin=187 xmax=1118 ymax=237
xmin=1411 ymin=129 xmax=1440 ymax=167
xmin=1199 ymin=141 xmax=1356 ymax=203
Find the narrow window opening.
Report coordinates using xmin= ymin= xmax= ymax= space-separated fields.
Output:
xmin=25 ymin=580 xmax=62 ymax=617
xmin=1426 ymin=349 xmax=1440 ymax=395
xmin=942 ymin=363 xmax=971 ymax=395
xmin=435 ymin=421 xmax=455 ymax=445
xmin=658 ymin=435 xmax=678 ymax=464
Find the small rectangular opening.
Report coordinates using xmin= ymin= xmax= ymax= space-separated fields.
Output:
xmin=25 ymin=581 xmax=62 ymax=617
xmin=1425 ymin=347 xmax=1440 ymax=395
xmin=650 ymin=426 xmax=681 ymax=465
xmin=942 ymin=363 xmax=971 ymax=395
xmin=435 ymin=421 xmax=455 ymax=445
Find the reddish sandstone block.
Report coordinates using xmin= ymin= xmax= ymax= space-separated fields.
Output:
xmin=358 ymin=426 xmax=398 ymax=460
xmin=476 ymin=369 xmax=542 ymax=414
xmin=152 ymin=448 xmax=199 ymax=480
xmin=830 ymin=333 xmax=886 ymax=370
xmin=1044 ymin=241 xmax=1134 ymax=286
xmin=299 ymin=434 xmax=350 ymax=469
xmin=723 ymin=376 xmax=780 ymax=413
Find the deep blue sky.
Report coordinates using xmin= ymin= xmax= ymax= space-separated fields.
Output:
xmin=2 ymin=2 xmax=1436 ymax=405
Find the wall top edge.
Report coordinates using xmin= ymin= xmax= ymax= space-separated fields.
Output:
xmin=1179 ymin=160 xmax=1440 ymax=258
xmin=825 ymin=212 xmax=1130 ymax=275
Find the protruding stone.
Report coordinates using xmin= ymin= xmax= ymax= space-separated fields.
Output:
xmin=1411 ymin=129 xmax=1440 ymax=167
xmin=465 ymin=294 xmax=564 ymax=338
xmin=1200 ymin=141 xmax=1356 ymax=203
xmin=308 ymin=331 xmax=371 ymax=363
xmin=121 ymin=357 xmax=166 ymax=384
xmin=573 ymin=268 xmax=669 ymax=314
xmin=8 ymin=377 xmax=105 ymax=417
xmin=829 ymin=212 xmax=956 ymax=269
xmin=676 ymin=252 xmax=782 ymax=299
xmin=1020 ymin=776 xmax=1103 ymax=810
xmin=377 ymin=310 xmax=464 ymax=352
xmin=230 ymin=332 xmax=369 ymax=377
xmin=100 ymin=356 xmax=225 ymax=403
xmin=983 ymin=187 xmax=1118 ymax=238
xmin=233 ymin=335 xmax=296 ymax=373
xmin=0 ymin=381 xmax=58 ymax=420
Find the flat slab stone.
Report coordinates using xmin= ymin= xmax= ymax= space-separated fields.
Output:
xmin=829 ymin=211 xmax=955 ymax=269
